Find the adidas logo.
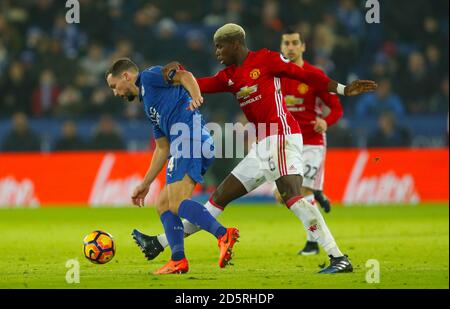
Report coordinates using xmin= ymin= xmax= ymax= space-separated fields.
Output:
xmin=228 ymin=79 xmax=234 ymax=86
xmin=333 ymin=260 xmax=350 ymax=270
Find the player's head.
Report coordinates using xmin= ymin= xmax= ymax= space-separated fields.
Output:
xmin=280 ymin=28 xmax=306 ymax=63
xmin=213 ymin=23 xmax=246 ymax=66
xmin=105 ymin=58 xmax=139 ymax=102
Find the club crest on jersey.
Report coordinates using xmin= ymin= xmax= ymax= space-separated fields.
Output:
xmin=249 ymin=69 xmax=260 ymax=80
xmin=236 ymin=85 xmax=258 ymax=99
xmin=298 ymin=83 xmax=309 ymax=95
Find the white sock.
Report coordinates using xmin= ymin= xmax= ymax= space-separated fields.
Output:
xmin=303 ymin=194 xmax=317 ymax=242
xmin=157 ymin=200 xmax=224 ymax=249
xmin=156 ymin=234 xmax=169 ymax=248
xmin=288 ymin=196 xmax=343 ymax=257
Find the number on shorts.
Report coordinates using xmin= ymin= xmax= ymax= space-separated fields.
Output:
xmin=304 ymin=164 xmax=318 ymax=180
xmin=168 ymin=157 xmax=175 ymax=172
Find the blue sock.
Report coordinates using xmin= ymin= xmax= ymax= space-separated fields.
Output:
xmin=160 ymin=211 xmax=185 ymax=261
xmin=178 ymin=199 xmax=227 ymax=239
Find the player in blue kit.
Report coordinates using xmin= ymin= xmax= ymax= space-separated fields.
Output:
xmin=105 ymin=58 xmax=239 ymax=274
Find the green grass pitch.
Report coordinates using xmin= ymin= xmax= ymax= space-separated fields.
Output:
xmin=0 ymin=204 xmax=448 ymax=289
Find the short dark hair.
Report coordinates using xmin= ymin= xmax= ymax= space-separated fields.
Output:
xmin=105 ymin=58 xmax=139 ymax=79
xmin=282 ymin=27 xmax=304 ymax=44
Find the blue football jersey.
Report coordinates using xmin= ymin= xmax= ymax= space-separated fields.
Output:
xmin=136 ymin=65 xmax=207 ymax=142
xmin=135 ymin=66 xmax=214 ymax=184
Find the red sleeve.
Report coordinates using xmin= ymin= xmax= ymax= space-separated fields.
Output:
xmin=196 ymin=70 xmax=229 ymax=93
xmin=317 ymin=91 xmax=343 ymax=127
xmin=266 ymin=50 xmax=331 ymax=93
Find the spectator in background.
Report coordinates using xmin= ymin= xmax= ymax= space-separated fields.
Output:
xmin=355 ymin=79 xmax=405 ymax=118
xmin=336 ymin=0 xmax=364 ymax=39
xmin=152 ymin=18 xmax=180 ymax=64
xmin=53 ymin=120 xmax=86 ymax=151
xmin=399 ymin=51 xmax=433 ymax=113
xmin=181 ymin=30 xmax=211 ymax=76
xmin=80 ymin=43 xmax=109 ymax=87
xmin=89 ymin=114 xmax=126 ymax=151
xmin=1 ymin=113 xmax=41 ymax=152
xmin=86 ymin=87 xmax=124 ymax=116
xmin=129 ymin=4 xmax=160 ymax=59
xmin=31 ymin=69 xmax=60 ymax=117
xmin=52 ymin=14 xmax=85 ymax=59
xmin=0 ymin=61 xmax=32 ymax=116
xmin=326 ymin=119 xmax=355 ymax=148
xmin=429 ymin=77 xmax=449 ymax=114
xmin=367 ymin=112 xmax=411 ymax=148
xmin=54 ymin=85 xmax=85 ymax=118
xmin=0 ymin=39 xmax=8 ymax=75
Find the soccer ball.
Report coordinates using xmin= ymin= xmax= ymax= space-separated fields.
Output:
xmin=83 ymin=230 xmax=116 ymax=264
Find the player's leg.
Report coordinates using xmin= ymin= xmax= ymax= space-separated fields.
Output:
xmin=273 ymin=134 xmax=352 ymax=273
xmin=173 ymin=144 xmax=265 ymax=239
xmin=275 ymin=175 xmax=352 ymax=273
xmin=147 ymin=172 xmax=250 ymax=259
xmin=297 ymin=186 xmax=320 ymax=255
xmin=151 ymin=182 xmax=189 ymax=275
xmin=297 ymin=144 xmax=328 ymax=255
xmin=272 ymin=182 xmax=319 ymax=255
xmin=177 ymin=173 xmax=249 ymax=237
xmin=132 ymin=185 xmax=168 ymax=260
xmin=147 ymin=144 xmax=263 ymax=260
xmin=167 ymin=174 xmax=240 ymax=268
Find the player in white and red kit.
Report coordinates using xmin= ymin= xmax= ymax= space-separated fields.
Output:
xmin=134 ymin=24 xmax=377 ymax=274
xmin=273 ymin=29 xmax=344 ymax=256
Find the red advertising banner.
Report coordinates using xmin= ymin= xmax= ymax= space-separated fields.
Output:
xmin=323 ymin=149 xmax=448 ymax=204
xmin=0 ymin=152 xmax=165 ymax=208
xmin=0 ymin=149 xmax=448 ymax=208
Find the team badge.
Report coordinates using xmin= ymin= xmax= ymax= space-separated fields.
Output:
xmin=249 ymin=69 xmax=260 ymax=80
xmin=298 ymin=83 xmax=309 ymax=95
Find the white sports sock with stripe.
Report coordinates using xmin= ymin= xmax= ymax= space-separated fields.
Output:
xmin=287 ymin=196 xmax=343 ymax=257
xmin=303 ymin=194 xmax=317 ymax=242
xmin=157 ymin=200 xmax=223 ymax=248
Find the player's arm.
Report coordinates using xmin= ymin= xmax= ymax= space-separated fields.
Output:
xmin=131 ymin=137 xmax=169 ymax=207
xmin=172 ymin=70 xmax=204 ymax=111
xmin=269 ymin=51 xmax=377 ymax=96
xmin=320 ymin=92 xmax=343 ymax=127
xmin=196 ymin=74 xmax=229 ymax=94
xmin=162 ymin=62 xmax=204 ymax=110
xmin=162 ymin=61 xmax=229 ymax=95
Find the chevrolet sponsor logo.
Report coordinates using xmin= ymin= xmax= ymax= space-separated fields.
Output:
xmin=236 ymin=85 xmax=258 ymax=99
xmin=284 ymin=95 xmax=304 ymax=106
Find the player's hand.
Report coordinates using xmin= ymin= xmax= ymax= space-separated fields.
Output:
xmin=188 ymin=96 xmax=204 ymax=110
xmin=162 ymin=61 xmax=182 ymax=81
xmin=131 ymin=183 xmax=150 ymax=207
xmin=311 ymin=117 xmax=328 ymax=133
xmin=344 ymin=80 xmax=378 ymax=96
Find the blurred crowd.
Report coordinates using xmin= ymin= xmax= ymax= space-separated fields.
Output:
xmin=0 ymin=0 xmax=448 ymax=152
